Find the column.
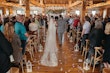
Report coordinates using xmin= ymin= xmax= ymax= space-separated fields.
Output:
xmin=8 ymin=7 xmax=13 ymax=15
xmin=106 ymin=8 xmax=110 ymax=17
xmin=2 ymin=7 xmax=6 ymax=15
xmin=99 ymin=8 xmax=104 ymax=16
xmin=67 ymin=0 xmax=72 ymax=15
xmin=25 ymin=0 xmax=30 ymax=17
xmin=81 ymin=0 xmax=86 ymax=23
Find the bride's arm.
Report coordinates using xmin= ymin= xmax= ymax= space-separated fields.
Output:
xmin=55 ymin=21 xmax=58 ymax=27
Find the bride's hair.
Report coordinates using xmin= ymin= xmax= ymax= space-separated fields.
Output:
xmin=51 ymin=16 xmax=54 ymax=19
xmin=55 ymin=16 xmax=58 ymax=20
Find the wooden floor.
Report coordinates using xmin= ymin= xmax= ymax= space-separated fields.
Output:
xmin=22 ymin=33 xmax=100 ymax=73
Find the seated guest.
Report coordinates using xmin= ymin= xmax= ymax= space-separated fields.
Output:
xmin=0 ymin=17 xmax=10 ymax=32
xmin=24 ymin=17 xmax=31 ymax=31
xmin=81 ymin=16 xmax=91 ymax=47
xmin=14 ymin=15 xmax=29 ymax=55
xmin=73 ymin=16 xmax=80 ymax=29
xmin=103 ymin=22 xmax=110 ymax=68
xmin=4 ymin=22 xmax=22 ymax=66
xmin=87 ymin=19 xmax=104 ymax=62
xmin=29 ymin=18 xmax=38 ymax=33
xmin=0 ymin=31 xmax=13 ymax=73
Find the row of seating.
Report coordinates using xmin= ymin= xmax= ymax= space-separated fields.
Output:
xmin=68 ymin=29 xmax=104 ymax=72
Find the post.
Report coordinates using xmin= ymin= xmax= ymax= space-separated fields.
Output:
xmin=99 ymin=8 xmax=104 ymax=17
xmin=8 ymin=7 xmax=13 ymax=15
xmin=81 ymin=0 xmax=86 ymax=23
xmin=2 ymin=7 xmax=6 ymax=15
xmin=25 ymin=0 xmax=30 ymax=17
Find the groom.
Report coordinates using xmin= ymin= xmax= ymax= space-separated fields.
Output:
xmin=57 ymin=15 xmax=68 ymax=47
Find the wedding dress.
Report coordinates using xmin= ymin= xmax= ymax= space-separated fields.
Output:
xmin=40 ymin=18 xmax=58 ymax=67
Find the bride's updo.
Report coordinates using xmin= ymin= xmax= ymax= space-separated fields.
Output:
xmin=51 ymin=16 xmax=54 ymax=19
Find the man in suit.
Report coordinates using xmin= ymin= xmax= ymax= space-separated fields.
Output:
xmin=57 ymin=15 xmax=68 ymax=47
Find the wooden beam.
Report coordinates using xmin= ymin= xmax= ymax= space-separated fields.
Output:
xmin=45 ymin=4 xmax=68 ymax=7
xmin=1 ymin=2 xmax=24 ymax=9
xmin=8 ymin=7 xmax=13 ymax=15
xmin=40 ymin=0 xmax=44 ymax=5
xmin=25 ymin=0 xmax=30 ymax=17
xmin=69 ymin=0 xmax=72 ymax=5
xmin=30 ymin=0 xmax=42 ymax=7
xmin=86 ymin=1 xmax=110 ymax=9
xmin=2 ymin=7 xmax=7 ymax=15
xmin=81 ymin=0 xmax=86 ymax=23
xmin=69 ymin=1 xmax=82 ymax=8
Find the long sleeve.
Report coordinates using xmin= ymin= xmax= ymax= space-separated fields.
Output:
xmin=0 ymin=31 xmax=13 ymax=56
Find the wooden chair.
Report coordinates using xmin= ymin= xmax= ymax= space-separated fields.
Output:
xmin=26 ymin=39 xmax=34 ymax=61
xmin=74 ymin=31 xmax=81 ymax=52
xmin=82 ymin=39 xmax=90 ymax=60
xmin=10 ymin=67 xmax=19 ymax=73
xmin=30 ymin=35 xmax=38 ymax=53
xmin=19 ymin=54 xmax=27 ymax=73
xmin=71 ymin=29 xmax=76 ymax=43
xmin=103 ymin=68 xmax=110 ymax=73
xmin=90 ymin=47 xmax=103 ymax=72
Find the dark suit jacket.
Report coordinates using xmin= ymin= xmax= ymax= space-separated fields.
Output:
xmin=0 ymin=31 xmax=13 ymax=73
xmin=89 ymin=28 xmax=104 ymax=47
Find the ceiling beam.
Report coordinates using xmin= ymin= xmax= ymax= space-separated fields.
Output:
xmin=68 ymin=0 xmax=82 ymax=8
xmin=30 ymin=0 xmax=42 ymax=7
xmin=45 ymin=4 xmax=68 ymax=7
xmin=0 ymin=0 xmax=24 ymax=9
xmin=86 ymin=0 xmax=110 ymax=9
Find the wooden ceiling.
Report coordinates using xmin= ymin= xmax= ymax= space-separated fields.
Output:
xmin=0 ymin=0 xmax=109 ymax=9
xmin=4 ymin=0 xmax=108 ymax=5
xmin=35 ymin=0 xmax=76 ymax=4
xmin=6 ymin=0 xmax=19 ymax=3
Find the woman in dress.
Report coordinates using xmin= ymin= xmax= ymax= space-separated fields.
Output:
xmin=40 ymin=17 xmax=58 ymax=67
xmin=4 ymin=22 xmax=22 ymax=66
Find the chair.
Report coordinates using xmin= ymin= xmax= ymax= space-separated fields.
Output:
xmin=19 ymin=54 xmax=27 ymax=73
xmin=26 ymin=39 xmax=34 ymax=60
xmin=82 ymin=39 xmax=90 ymax=59
xmin=10 ymin=67 xmax=19 ymax=73
xmin=103 ymin=68 xmax=110 ymax=73
xmin=74 ymin=31 xmax=81 ymax=52
xmin=90 ymin=47 xmax=103 ymax=72
xmin=71 ymin=29 xmax=76 ymax=43
xmin=30 ymin=35 xmax=38 ymax=53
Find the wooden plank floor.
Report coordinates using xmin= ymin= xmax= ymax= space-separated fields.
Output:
xmin=22 ymin=33 xmax=100 ymax=73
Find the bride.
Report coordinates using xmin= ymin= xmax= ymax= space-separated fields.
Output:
xmin=40 ymin=17 xmax=58 ymax=67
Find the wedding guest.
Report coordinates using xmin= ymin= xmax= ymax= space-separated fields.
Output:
xmin=81 ymin=16 xmax=91 ymax=47
xmin=87 ymin=20 xmax=104 ymax=62
xmin=103 ymin=22 xmax=110 ymax=68
xmin=29 ymin=18 xmax=38 ymax=33
xmin=14 ymin=15 xmax=29 ymax=54
xmin=4 ymin=22 xmax=22 ymax=66
xmin=0 ymin=31 xmax=13 ymax=73
xmin=24 ymin=17 xmax=31 ymax=31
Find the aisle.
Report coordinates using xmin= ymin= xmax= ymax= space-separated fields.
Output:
xmin=24 ymin=33 xmax=100 ymax=73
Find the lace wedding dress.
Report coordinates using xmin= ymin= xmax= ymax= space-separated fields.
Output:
xmin=40 ymin=18 xmax=58 ymax=67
